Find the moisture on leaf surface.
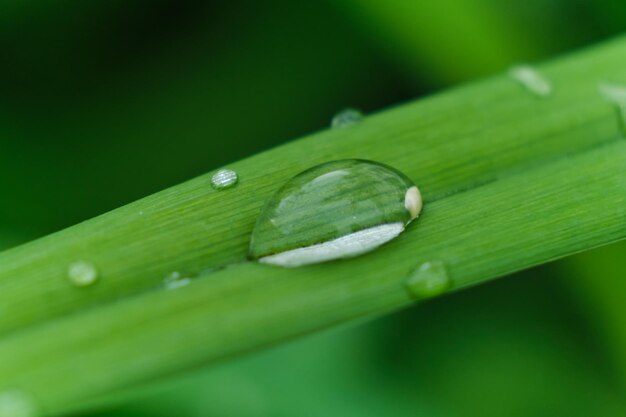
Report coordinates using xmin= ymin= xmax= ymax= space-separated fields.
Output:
xmin=249 ymin=159 xmax=422 ymax=267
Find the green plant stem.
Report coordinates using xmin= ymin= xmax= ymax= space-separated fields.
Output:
xmin=1 ymin=36 xmax=626 ymax=416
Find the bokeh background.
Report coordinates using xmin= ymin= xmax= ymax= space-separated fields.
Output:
xmin=2 ymin=1 xmax=626 ymax=415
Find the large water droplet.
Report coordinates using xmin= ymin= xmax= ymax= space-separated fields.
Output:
xmin=405 ymin=260 xmax=452 ymax=299
xmin=211 ymin=169 xmax=239 ymax=190
xmin=0 ymin=391 xmax=38 ymax=417
xmin=331 ymin=108 xmax=363 ymax=128
xmin=599 ymin=83 xmax=626 ymax=136
xmin=249 ymin=159 xmax=422 ymax=267
xmin=67 ymin=261 xmax=98 ymax=287
xmin=509 ymin=65 xmax=552 ymax=97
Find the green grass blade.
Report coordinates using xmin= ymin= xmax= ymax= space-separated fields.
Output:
xmin=1 ymin=36 xmax=624 ymax=336
xmin=1 ymin=35 xmax=626 ymax=416
xmin=2 ymin=139 xmax=626 ymax=416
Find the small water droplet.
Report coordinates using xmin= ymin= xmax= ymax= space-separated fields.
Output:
xmin=249 ymin=160 xmax=422 ymax=267
xmin=405 ymin=260 xmax=452 ymax=299
xmin=0 ymin=391 xmax=38 ymax=417
xmin=211 ymin=169 xmax=239 ymax=190
xmin=163 ymin=271 xmax=191 ymax=290
xmin=599 ymin=83 xmax=626 ymax=136
xmin=509 ymin=65 xmax=552 ymax=97
xmin=331 ymin=108 xmax=363 ymax=128
xmin=67 ymin=261 xmax=98 ymax=287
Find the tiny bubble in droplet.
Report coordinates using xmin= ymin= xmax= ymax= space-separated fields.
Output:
xmin=509 ymin=65 xmax=552 ymax=97
xmin=211 ymin=169 xmax=239 ymax=190
xmin=404 ymin=186 xmax=422 ymax=221
xmin=331 ymin=108 xmax=363 ymax=128
xmin=0 ymin=390 xmax=38 ymax=417
xmin=67 ymin=261 xmax=98 ymax=287
xmin=405 ymin=260 xmax=452 ymax=299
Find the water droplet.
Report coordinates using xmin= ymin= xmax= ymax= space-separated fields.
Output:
xmin=405 ymin=260 xmax=452 ymax=299
xmin=249 ymin=159 xmax=422 ymax=267
xmin=331 ymin=108 xmax=363 ymax=128
xmin=163 ymin=271 xmax=191 ymax=290
xmin=67 ymin=261 xmax=98 ymax=287
xmin=509 ymin=65 xmax=552 ymax=97
xmin=599 ymin=83 xmax=626 ymax=135
xmin=211 ymin=169 xmax=239 ymax=190
xmin=0 ymin=391 xmax=38 ymax=417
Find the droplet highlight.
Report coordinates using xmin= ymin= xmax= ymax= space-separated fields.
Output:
xmin=509 ymin=65 xmax=552 ymax=97
xmin=405 ymin=260 xmax=452 ymax=299
xmin=67 ymin=261 xmax=98 ymax=287
xmin=0 ymin=391 xmax=38 ymax=417
xmin=211 ymin=169 xmax=239 ymax=190
xmin=163 ymin=271 xmax=192 ymax=290
xmin=599 ymin=83 xmax=626 ymax=136
xmin=249 ymin=159 xmax=422 ymax=267
xmin=331 ymin=108 xmax=363 ymax=128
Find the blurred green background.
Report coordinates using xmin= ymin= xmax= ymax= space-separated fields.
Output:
xmin=2 ymin=0 xmax=626 ymax=415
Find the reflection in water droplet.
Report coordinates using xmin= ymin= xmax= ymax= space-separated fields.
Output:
xmin=249 ymin=160 xmax=422 ymax=267
xmin=331 ymin=108 xmax=363 ymax=128
xmin=67 ymin=261 xmax=98 ymax=287
xmin=211 ymin=169 xmax=239 ymax=190
xmin=509 ymin=65 xmax=552 ymax=97
xmin=258 ymin=223 xmax=404 ymax=267
xmin=0 ymin=391 xmax=37 ymax=417
xmin=405 ymin=260 xmax=452 ymax=299
xmin=163 ymin=271 xmax=191 ymax=290
xmin=599 ymin=83 xmax=626 ymax=136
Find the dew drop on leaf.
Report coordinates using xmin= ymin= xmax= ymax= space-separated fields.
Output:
xmin=509 ymin=65 xmax=552 ymax=97
xmin=67 ymin=261 xmax=98 ymax=287
xmin=163 ymin=271 xmax=192 ymax=290
xmin=330 ymin=108 xmax=363 ymax=128
xmin=249 ymin=159 xmax=422 ymax=267
xmin=405 ymin=260 xmax=452 ymax=299
xmin=211 ymin=169 xmax=239 ymax=190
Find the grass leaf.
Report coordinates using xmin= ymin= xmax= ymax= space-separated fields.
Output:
xmin=1 ymin=35 xmax=626 ymax=416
